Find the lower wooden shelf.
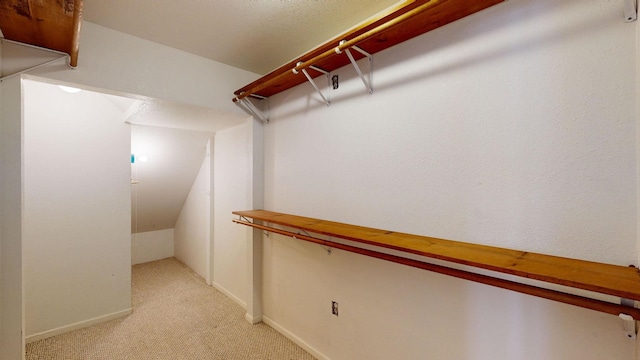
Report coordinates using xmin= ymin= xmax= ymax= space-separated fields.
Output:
xmin=233 ymin=209 xmax=640 ymax=319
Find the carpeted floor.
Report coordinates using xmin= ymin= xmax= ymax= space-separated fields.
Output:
xmin=26 ymin=257 xmax=315 ymax=360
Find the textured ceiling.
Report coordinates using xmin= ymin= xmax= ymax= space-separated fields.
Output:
xmin=82 ymin=0 xmax=400 ymax=74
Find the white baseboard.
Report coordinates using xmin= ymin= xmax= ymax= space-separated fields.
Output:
xmin=262 ymin=315 xmax=329 ymax=360
xmin=25 ymin=308 xmax=132 ymax=344
xmin=211 ymin=281 xmax=247 ymax=309
xmin=245 ymin=312 xmax=262 ymax=324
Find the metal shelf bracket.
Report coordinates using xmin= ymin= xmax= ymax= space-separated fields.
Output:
xmin=619 ymin=313 xmax=636 ymax=339
xmin=235 ymin=94 xmax=269 ymax=123
xmin=240 ymin=215 xmax=269 ymax=237
xmin=625 ymin=0 xmax=637 ymax=22
xmin=620 ymin=297 xmax=637 ymax=339
xmin=337 ymin=40 xmax=373 ymax=94
xmin=293 ymin=62 xmax=331 ymax=106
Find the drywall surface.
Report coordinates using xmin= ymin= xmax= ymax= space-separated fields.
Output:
xmin=26 ymin=22 xmax=258 ymax=115
xmin=213 ymin=120 xmax=254 ymax=307
xmin=174 ymin=139 xmax=211 ymax=279
xmin=262 ymin=1 xmax=636 ymax=359
xmin=131 ymin=125 xmax=212 ymax=233
xmin=0 ymin=76 xmax=23 ymax=359
xmin=0 ymin=16 xmax=258 ymax=354
xmin=23 ymin=80 xmax=131 ymax=338
xmin=132 ymin=229 xmax=175 ymax=265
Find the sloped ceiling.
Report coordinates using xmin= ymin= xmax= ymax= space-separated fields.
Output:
xmin=131 ymin=125 xmax=212 ymax=233
xmin=122 ymin=96 xmax=246 ymax=233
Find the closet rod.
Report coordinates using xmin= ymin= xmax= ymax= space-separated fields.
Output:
xmin=233 ymin=218 xmax=640 ymax=319
xmin=69 ymin=0 xmax=84 ymax=67
xmin=233 ymin=0 xmax=444 ymax=103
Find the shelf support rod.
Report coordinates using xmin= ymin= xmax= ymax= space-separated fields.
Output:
xmin=294 ymin=63 xmax=331 ymax=106
xmin=619 ymin=313 xmax=637 ymax=339
xmin=625 ymin=0 xmax=637 ymax=22
xmin=235 ymin=94 xmax=269 ymax=123
xmin=299 ymin=229 xmax=332 ymax=254
xmin=239 ymin=215 xmax=269 ymax=237
xmin=339 ymin=41 xmax=373 ymax=94
xmin=619 ymin=297 xmax=637 ymax=340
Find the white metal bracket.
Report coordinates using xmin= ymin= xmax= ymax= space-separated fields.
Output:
xmin=235 ymin=94 xmax=269 ymax=123
xmin=625 ymin=0 xmax=637 ymax=22
xmin=301 ymin=229 xmax=331 ymax=255
xmin=619 ymin=297 xmax=637 ymax=339
xmin=619 ymin=313 xmax=636 ymax=339
xmin=337 ymin=40 xmax=373 ymax=95
xmin=293 ymin=62 xmax=331 ymax=106
xmin=240 ymin=216 xmax=269 ymax=237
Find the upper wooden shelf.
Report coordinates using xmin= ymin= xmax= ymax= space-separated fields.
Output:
xmin=233 ymin=210 xmax=640 ymax=303
xmin=0 ymin=0 xmax=84 ymax=67
xmin=233 ymin=0 xmax=505 ymax=101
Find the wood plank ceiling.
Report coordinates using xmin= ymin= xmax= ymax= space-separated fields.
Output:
xmin=0 ymin=0 xmax=84 ymax=66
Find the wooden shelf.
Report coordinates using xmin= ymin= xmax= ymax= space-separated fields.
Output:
xmin=233 ymin=210 xmax=640 ymax=313
xmin=0 ymin=0 xmax=84 ymax=67
xmin=233 ymin=0 xmax=505 ymax=101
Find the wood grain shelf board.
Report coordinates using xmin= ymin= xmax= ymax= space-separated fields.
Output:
xmin=0 ymin=0 xmax=83 ymax=66
xmin=233 ymin=210 xmax=640 ymax=301
xmin=233 ymin=0 xmax=505 ymax=100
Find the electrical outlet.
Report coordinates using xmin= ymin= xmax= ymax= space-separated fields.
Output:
xmin=331 ymin=301 xmax=339 ymax=316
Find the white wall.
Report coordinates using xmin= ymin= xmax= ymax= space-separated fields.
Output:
xmin=28 ymin=22 xmax=258 ymax=115
xmin=261 ymin=1 xmax=637 ymax=359
xmin=0 ymin=76 xmax=24 ymax=359
xmin=213 ymin=120 xmax=256 ymax=308
xmin=132 ymin=229 xmax=174 ymax=265
xmin=23 ymin=80 xmax=132 ymax=341
xmin=174 ymin=139 xmax=211 ymax=279
xmin=0 ymin=20 xmax=259 ymax=354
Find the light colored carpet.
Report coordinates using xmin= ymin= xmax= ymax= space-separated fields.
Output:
xmin=26 ymin=257 xmax=315 ymax=360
